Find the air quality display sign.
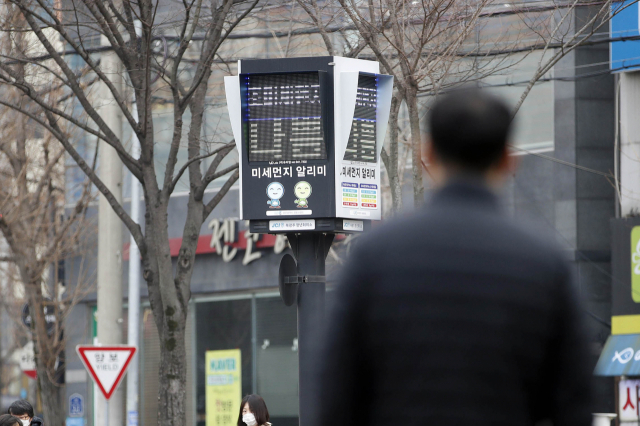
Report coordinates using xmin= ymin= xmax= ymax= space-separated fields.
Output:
xmin=245 ymin=73 xmax=326 ymax=162
xmin=344 ymin=75 xmax=377 ymax=162
xmin=224 ymin=56 xmax=393 ymax=229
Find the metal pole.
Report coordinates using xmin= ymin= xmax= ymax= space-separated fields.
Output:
xmin=97 ymin=30 xmax=124 ymax=426
xmin=126 ymin=89 xmax=142 ymax=426
xmin=105 ymin=399 xmax=109 ymax=426
xmin=292 ymin=233 xmax=333 ymax=426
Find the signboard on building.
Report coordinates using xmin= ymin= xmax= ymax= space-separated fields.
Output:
xmin=611 ymin=0 xmax=640 ymax=72
xmin=611 ymin=218 xmax=640 ymax=334
xmin=224 ymin=56 xmax=393 ymax=234
xmin=206 ymin=349 xmax=241 ymax=426
xmin=17 ymin=342 xmax=37 ymax=379
xmin=620 ymin=379 xmax=640 ymax=421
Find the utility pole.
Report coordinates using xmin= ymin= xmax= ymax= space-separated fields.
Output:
xmin=96 ymin=33 xmax=124 ymax=426
xmin=125 ymin=47 xmax=142 ymax=426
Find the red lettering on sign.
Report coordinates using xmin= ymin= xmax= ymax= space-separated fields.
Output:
xmin=624 ymin=387 xmax=636 ymax=410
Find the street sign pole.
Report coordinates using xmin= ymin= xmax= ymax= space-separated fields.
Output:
xmin=287 ymin=233 xmax=333 ymax=426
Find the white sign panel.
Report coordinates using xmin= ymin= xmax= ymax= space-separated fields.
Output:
xmin=620 ymin=379 xmax=640 ymax=421
xmin=343 ymin=219 xmax=363 ymax=232
xmin=76 ymin=346 xmax=136 ymax=400
xmin=269 ymin=219 xmax=315 ymax=232
xmin=332 ymin=58 xmax=393 ymax=221
xmin=18 ymin=341 xmax=36 ymax=371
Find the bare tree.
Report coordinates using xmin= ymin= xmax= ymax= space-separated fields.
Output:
xmin=0 ymin=4 xmax=96 ymax=423
xmin=0 ymin=0 xmax=260 ymax=424
xmin=296 ymin=0 xmax=636 ymax=212
xmin=512 ymin=0 xmax=636 ymax=116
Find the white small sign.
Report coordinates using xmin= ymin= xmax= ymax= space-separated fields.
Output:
xmin=18 ymin=342 xmax=36 ymax=371
xmin=620 ymin=379 xmax=640 ymax=421
xmin=343 ymin=219 xmax=363 ymax=232
xmin=266 ymin=210 xmax=313 ymax=216
xmin=269 ymin=219 xmax=315 ymax=231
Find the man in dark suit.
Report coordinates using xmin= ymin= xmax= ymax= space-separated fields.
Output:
xmin=315 ymin=90 xmax=591 ymax=426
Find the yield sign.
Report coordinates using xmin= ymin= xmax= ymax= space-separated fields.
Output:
xmin=76 ymin=345 xmax=136 ymax=400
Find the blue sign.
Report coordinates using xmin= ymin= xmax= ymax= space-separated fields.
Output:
xmin=66 ymin=418 xmax=84 ymax=426
xmin=127 ymin=410 xmax=138 ymax=426
xmin=611 ymin=0 xmax=640 ymax=72
xmin=594 ymin=333 xmax=640 ymax=376
xmin=69 ymin=394 xmax=84 ymax=417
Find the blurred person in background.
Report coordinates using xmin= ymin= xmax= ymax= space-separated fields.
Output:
xmin=8 ymin=400 xmax=43 ymax=426
xmin=237 ymin=394 xmax=272 ymax=426
xmin=315 ymin=90 xmax=591 ymax=426
xmin=0 ymin=414 xmax=22 ymax=426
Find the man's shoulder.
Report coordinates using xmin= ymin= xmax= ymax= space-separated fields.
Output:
xmin=352 ymin=205 xmax=567 ymax=272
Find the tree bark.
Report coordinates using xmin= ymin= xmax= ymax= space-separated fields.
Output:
xmin=35 ymin=355 xmax=64 ymax=426
xmin=381 ymin=91 xmax=403 ymax=214
xmin=406 ymin=89 xmax=424 ymax=208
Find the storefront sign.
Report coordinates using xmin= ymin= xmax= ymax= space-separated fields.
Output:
xmin=594 ymin=333 xmax=640 ymax=375
xmin=206 ymin=349 xmax=241 ymax=426
xmin=620 ymin=379 xmax=640 ymax=421
xmin=208 ymin=219 xmax=287 ymax=265
xmin=17 ymin=342 xmax=37 ymax=379
xmin=611 ymin=218 xmax=640 ymax=334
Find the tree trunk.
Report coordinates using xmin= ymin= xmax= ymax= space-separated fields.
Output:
xmin=157 ymin=312 xmax=188 ymax=426
xmin=35 ymin=356 xmax=64 ymax=426
xmin=142 ymin=190 xmax=194 ymax=426
xmin=386 ymin=92 xmax=403 ymax=214
xmin=406 ymin=90 xmax=424 ymax=208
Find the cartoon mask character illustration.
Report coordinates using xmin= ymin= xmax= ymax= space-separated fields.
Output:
xmin=266 ymin=182 xmax=285 ymax=208
xmin=293 ymin=181 xmax=312 ymax=208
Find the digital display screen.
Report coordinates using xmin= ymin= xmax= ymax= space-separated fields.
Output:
xmin=343 ymin=75 xmax=377 ymax=162
xmin=245 ymin=73 xmax=326 ymax=162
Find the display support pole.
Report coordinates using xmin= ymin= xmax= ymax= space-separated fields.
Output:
xmin=287 ymin=232 xmax=334 ymax=426
xmin=105 ymin=399 xmax=109 ymax=426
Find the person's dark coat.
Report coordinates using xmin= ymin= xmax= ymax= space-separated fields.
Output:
xmin=315 ymin=179 xmax=592 ymax=426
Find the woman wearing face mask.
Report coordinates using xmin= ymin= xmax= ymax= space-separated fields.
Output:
xmin=237 ymin=394 xmax=271 ymax=426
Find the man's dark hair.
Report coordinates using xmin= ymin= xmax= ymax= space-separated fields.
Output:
xmin=7 ymin=401 xmax=34 ymax=418
xmin=428 ymin=89 xmax=512 ymax=172
xmin=0 ymin=415 xmax=20 ymax=426
xmin=237 ymin=394 xmax=270 ymax=426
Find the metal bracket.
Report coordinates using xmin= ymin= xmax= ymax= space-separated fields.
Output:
xmin=284 ymin=275 xmax=326 ymax=284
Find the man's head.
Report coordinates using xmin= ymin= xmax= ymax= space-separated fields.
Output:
xmin=7 ymin=401 xmax=33 ymax=426
xmin=426 ymin=89 xmax=515 ymax=186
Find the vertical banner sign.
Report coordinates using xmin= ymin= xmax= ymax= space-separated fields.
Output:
xmin=206 ymin=349 xmax=241 ymax=426
xmin=631 ymin=226 xmax=640 ymax=302
xmin=620 ymin=379 xmax=640 ymax=421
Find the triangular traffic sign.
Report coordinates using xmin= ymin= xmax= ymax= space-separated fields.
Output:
xmin=76 ymin=345 xmax=136 ymax=400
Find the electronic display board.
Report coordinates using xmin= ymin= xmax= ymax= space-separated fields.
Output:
xmin=343 ymin=75 xmax=377 ymax=163
xmin=224 ymin=56 xmax=393 ymax=233
xmin=245 ymin=73 xmax=327 ymax=162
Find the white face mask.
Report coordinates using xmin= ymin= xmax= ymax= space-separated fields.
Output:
xmin=20 ymin=420 xmax=30 ymax=426
xmin=242 ymin=414 xmax=257 ymax=426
